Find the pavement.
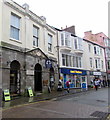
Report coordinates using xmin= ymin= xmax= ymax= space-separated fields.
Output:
xmin=2 ymin=87 xmax=110 ymax=119
xmin=2 ymin=88 xmax=89 ymax=109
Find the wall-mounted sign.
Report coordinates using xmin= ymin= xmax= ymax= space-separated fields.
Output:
xmin=26 ymin=70 xmax=34 ymax=75
xmin=70 ymin=71 xmax=82 ymax=74
xmin=61 ymin=68 xmax=87 ymax=75
xmin=93 ymin=72 xmax=101 ymax=76
xmin=28 ymin=87 xmax=34 ymax=97
xmin=45 ymin=59 xmax=52 ymax=68
xmin=4 ymin=89 xmax=11 ymax=101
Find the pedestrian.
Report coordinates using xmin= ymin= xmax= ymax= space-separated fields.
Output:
xmin=57 ymin=78 xmax=63 ymax=91
xmin=66 ymin=79 xmax=71 ymax=93
xmin=94 ymin=78 xmax=99 ymax=91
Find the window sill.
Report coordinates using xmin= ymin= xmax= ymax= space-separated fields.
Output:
xmin=48 ymin=51 xmax=54 ymax=55
xmin=10 ymin=38 xmax=22 ymax=44
xmin=33 ymin=46 xmax=39 ymax=48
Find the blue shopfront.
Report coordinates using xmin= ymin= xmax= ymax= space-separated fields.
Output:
xmin=60 ymin=68 xmax=87 ymax=89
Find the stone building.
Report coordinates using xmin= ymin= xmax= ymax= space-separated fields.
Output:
xmin=0 ymin=0 xmax=59 ymax=96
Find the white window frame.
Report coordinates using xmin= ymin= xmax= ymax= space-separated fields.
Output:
xmin=48 ymin=34 xmax=52 ymax=52
xmin=90 ymin=58 xmax=93 ymax=68
xmin=10 ymin=13 xmax=20 ymax=40
xmin=33 ymin=26 xmax=39 ymax=47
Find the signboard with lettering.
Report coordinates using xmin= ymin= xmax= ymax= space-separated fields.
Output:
xmin=4 ymin=89 xmax=11 ymax=101
xmin=28 ymin=87 xmax=34 ymax=97
xmin=61 ymin=68 xmax=87 ymax=75
xmin=93 ymin=72 xmax=101 ymax=76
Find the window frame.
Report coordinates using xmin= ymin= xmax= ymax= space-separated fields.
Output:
xmin=48 ymin=34 xmax=52 ymax=52
xmin=10 ymin=13 xmax=20 ymax=40
xmin=33 ymin=26 xmax=39 ymax=47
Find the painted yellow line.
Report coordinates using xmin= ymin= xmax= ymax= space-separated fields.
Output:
xmin=3 ymin=100 xmax=50 ymax=111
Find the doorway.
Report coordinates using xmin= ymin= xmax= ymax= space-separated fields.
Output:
xmin=10 ymin=60 xmax=20 ymax=94
xmin=34 ymin=63 xmax=42 ymax=91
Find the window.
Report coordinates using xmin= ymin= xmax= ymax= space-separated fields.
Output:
xmin=76 ymin=57 xmax=78 ymax=67
xmin=90 ymin=58 xmax=93 ymax=68
xmin=94 ymin=46 xmax=100 ymax=55
xmin=69 ymin=56 xmax=72 ymax=67
xmin=79 ymin=57 xmax=82 ymax=68
xmin=74 ymin=39 xmax=78 ymax=49
xmin=94 ymin=47 xmax=97 ymax=54
xmin=62 ymin=54 xmax=66 ymax=66
xmin=73 ymin=56 xmax=75 ymax=67
xmin=101 ymin=60 xmax=103 ymax=69
xmin=48 ymin=34 xmax=52 ymax=52
xmin=65 ymin=33 xmax=68 ymax=46
xmin=100 ymin=48 xmax=102 ymax=55
xmin=88 ymin=44 xmax=91 ymax=52
xmin=66 ymin=55 xmax=68 ymax=66
xmin=10 ymin=13 xmax=20 ymax=40
xmin=108 ymin=60 xmax=110 ymax=69
xmin=33 ymin=26 xmax=39 ymax=47
xmin=61 ymin=33 xmax=64 ymax=45
xmin=74 ymin=37 xmax=83 ymax=50
xmin=95 ymin=58 xmax=100 ymax=69
xmin=95 ymin=59 xmax=98 ymax=68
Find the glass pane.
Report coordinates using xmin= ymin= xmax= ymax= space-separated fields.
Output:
xmin=33 ymin=27 xmax=38 ymax=37
xmin=10 ymin=27 xmax=19 ymax=40
xmin=48 ymin=34 xmax=52 ymax=44
xmin=11 ymin=14 xmax=20 ymax=28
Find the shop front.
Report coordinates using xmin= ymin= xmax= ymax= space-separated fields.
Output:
xmin=60 ymin=68 xmax=87 ymax=89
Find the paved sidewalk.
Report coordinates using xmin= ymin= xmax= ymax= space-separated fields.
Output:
xmin=2 ymin=88 xmax=90 ymax=109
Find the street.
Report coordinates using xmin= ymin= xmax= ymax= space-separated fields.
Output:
xmin=2 ymin=88 xmax=109 ymax=119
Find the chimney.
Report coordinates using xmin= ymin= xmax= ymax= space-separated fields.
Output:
xmin=22 ymin=3 xmax=29 ymax=12
xmin=61 ymin=27 xmax=63 ymax=30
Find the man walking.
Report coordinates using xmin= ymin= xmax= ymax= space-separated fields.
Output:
xmin=94 ymin=78 xmax=99 ymax=91
xmin=66 ymin=79 xmax=71 ymax=93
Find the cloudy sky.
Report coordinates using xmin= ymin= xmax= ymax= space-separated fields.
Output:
xmin=14 ymin=0 xmax=108 ymax=37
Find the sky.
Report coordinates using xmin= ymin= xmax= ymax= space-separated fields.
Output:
xmin=13 ymin=0 xmax=109 ymax=37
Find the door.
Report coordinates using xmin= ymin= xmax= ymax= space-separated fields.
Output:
xmin=34 ymin=63 xmax=42 ymax=91
xmin=10 ymin=60 xmax=20 ymax=94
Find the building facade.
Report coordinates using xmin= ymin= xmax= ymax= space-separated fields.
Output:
xmin=84 ymin=31 xmax=110 ymax=81
xmin=56 ymin=27 xmax=87 ymax=89
xmin=1 ymin=0 xmax=59 ymax=95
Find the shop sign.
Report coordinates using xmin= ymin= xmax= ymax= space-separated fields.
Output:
xmin=93 ymin=72 xmax=101 ymax=76
xmin=70 ymin=71 xmax=82 ymax=74
xmin=61 ymin=68 xmax=87 ymax=75
xmin=4 ymin=89 xmax=11 ymax=101
xmin=26 ymin=70 xmax=34 ymax=75
xmin=45 ymin=59 xmax=52 ymax=68
xmin=28 ymin=87 xmax=34 ymax=97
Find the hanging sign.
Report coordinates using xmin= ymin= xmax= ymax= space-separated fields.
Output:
xmin=28 ymin=87 xmax=34 ymax=97
xmin=45 ymin=59 xmax=52 ymax=68
xmin=4 ymin=89 xmax=11 ymax=101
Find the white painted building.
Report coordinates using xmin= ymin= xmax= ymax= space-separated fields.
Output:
xmin=1 ymin=0 xmax=58 ymax=95
xmin=83 ymin=39 xmax=106 ymax=85
xmin=56 ymin=28 xmax=87 ymax=89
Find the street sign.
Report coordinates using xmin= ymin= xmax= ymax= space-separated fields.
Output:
xmin=4 ymin=89 xmax=11 ymax=101
xmin=28 ymin=87 xmax=34 ymax=97
xmin=45 ymin=59 xmax=52 ymax=68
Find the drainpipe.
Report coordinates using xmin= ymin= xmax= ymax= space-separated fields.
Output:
xmin=56 ymin=31 xmax=60 ymax=79
xmin=104 ymin=45 xmax=108 ymax=80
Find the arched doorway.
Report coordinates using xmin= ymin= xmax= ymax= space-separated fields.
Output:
xmin=10 ymin=60 xmax=20 ymax=94
xmin=34 ymin=63 xmax=42 ymax=91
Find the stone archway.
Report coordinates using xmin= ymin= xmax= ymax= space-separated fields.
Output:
xmin=10 ymin=60 xmax=20 ymax=94
xmin=34 ymin=63 xmax=42 ymax=91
